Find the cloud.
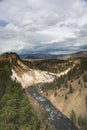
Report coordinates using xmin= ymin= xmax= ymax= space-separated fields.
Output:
xmin=0 ymin=0 xmax=4 ymax=2
xmin=0 ymin=0 xmax=87 ymax=54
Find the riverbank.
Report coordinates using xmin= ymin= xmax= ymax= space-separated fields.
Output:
xmin=25 ymin=89 xmax=44 ymax=119
xmin=26 ymin=86 xmax=78 ymax=130
xmin=25 ymin=89 xmax=55 ymax=130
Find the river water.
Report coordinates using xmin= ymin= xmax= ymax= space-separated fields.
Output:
xmin=26 ymin=86 xmax=78 ymax=130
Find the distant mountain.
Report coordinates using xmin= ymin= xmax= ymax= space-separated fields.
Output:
xmin=20 ymin=53 xmax=63 ymax=59
xmin=70 ymin=51 xmax=87 ymax=57
xmin=20 ymin=51 xmax=87 ymax=59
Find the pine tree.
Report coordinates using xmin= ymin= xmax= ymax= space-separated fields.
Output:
xmin=69 ymin=84 xmax=73 ymax=93
xmin=65 ymin=94 xmax=68 ymax=100
xmin=85 ymin=95 xmax=87 ymax=108
xmin=70 ymin=110 xmax=76 ymax=124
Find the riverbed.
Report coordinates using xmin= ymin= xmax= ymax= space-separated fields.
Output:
xmin=26 ymin=85 xmax=78 ymax=130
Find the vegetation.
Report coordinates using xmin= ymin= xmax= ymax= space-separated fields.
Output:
xmin=0 ymin=57 xmax=52 ymax=130
xmin=65 ymin=94 xmax=68 ymax=100
xmin=69 ymin=84 xmax=73 ymax=93
xmin=70 ymin=110 xmax=76 ymax=124
xmin=69 ymin=109 xmax=87 ymax=130
xmin=23 ymin=59 xmax=73 ymax=73
xmin=54 ymin=89 xmax=57 ymax=97
xmin=0 ymin=81 xmax=38 ymax=130
xmin=67 ymin=58 xmax=87 ymax=80
xmin=70 ymin=111 xmax=87 ymax=130
xmin=85 ymin=95 xmax=87 ymax=108
xmin=0 ymin=53 xmax=87 ymax=130
xmin=78 ymin=116 xmax=87 ymax=130
xmin=83 ymin=74 xmax=87 ymax=83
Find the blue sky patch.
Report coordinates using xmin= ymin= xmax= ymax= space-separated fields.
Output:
xmin=0 ymin=20 xmax=8 ymax=27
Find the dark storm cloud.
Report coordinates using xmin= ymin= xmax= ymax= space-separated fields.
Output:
xmin=80 ymin=45 xmax=87 ymax=49
xmin=0 ymin=0 xmax=4 ymax=2
xmin=83 ymin=0 xmax=87 ymax=2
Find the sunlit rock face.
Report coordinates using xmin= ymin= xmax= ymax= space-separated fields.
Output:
xmin=11 ymin=62 xmax=74 ymax=88
xmin=0 ymin=52 xmax=54 ymax=88
xmin=11 ymin=69 xmax=55 ymax=88
xmin=4 ymin=52 xmax=75 ymax=88
xmin=10 ymin=55 xmax=55 ymax=88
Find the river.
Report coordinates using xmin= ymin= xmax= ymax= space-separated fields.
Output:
xmin=26 ymin=85 xmax=78 ymax=130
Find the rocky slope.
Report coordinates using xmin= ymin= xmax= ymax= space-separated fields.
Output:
xmin=0 ymin=52 xmax=87 ymax=128
xmin=11 ymin=69 xmax=55 ymax=88
xmin=0 ymin=52 xmax=54 ymax=88
xmin=0 ymin=52 xmax=74 ymax=88
xmin=0 ymin=52 xmax=77 ymax=89
xmin=11 ymin=57 xmax=75 ymax=88
xmin=37 ymin=56 xmax=87 ymax=126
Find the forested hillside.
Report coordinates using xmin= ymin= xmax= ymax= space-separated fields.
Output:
xmin=35 ymin=57 xmax=87 ymax=130
xmin=23 ymin=58 xmax=73 ymax=73
xmin=0 ymin=53 xmax=52 ymax=130
xmin=0 ymin=55 xmax=37 ymax=130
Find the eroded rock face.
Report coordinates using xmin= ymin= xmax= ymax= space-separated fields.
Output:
xmin=11 ymin=62 xmax=75 ymax=88
xmin=0 ymin=52 xmax=19 ymax=64
xmin=1 ymin=52 xmax=54 ymax=88
xmin=11 ymin=69 xmax=55 ymax=88
xmin=0 ymin=52 xmax=75 ymax=88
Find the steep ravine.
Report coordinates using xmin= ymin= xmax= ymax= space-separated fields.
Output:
xmin=11 ymin=62 xmax=76 ymax=88
xmin=11 ymin=60 xmax=79 ymax=129
xmin=26 ymin=86 xmax=78 ymax=130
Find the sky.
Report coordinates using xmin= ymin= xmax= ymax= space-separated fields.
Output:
xmin=0 ymin=0 xmax=87 ymax=55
